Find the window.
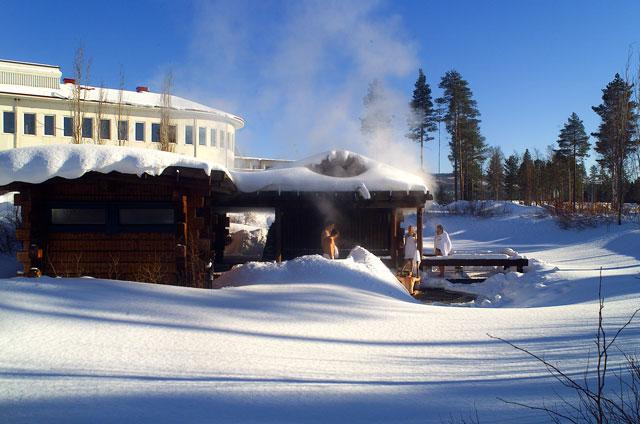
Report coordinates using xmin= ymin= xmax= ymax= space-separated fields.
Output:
xmin=135 ymin=122 xmax=145 ymax=141
xmin=23 ymin=113 xmax=36 ymax=135
xmin=82 ymin=117 xmax=93 ymax=138
xmin=119 ymin=208 xmax=174 ymax=225
xmin=63 ymin=117 xmax=73 ymax=137
xmin=220 ymin=130 xmax=225 ymax=148
xmin=100 ymin=119 xmax=111 ymax=140
xmin=199 ymin=127 xmax=206 ymax=145
xmin=44 ymin=115 xmax=55 ymax=136
xmin=169 ymin=125 xmax=177 ymax=143
xmin=51 ymin=208 xmax=106 ymax=225
xmin=210 ymin=128 xmax=217 ymax=146
xmin=228 ymin=132 xmax=233 ymax=151
xmin=3 ymin=111 xmax=15 ymax=134
xmin=118 ymin=120 xmax=128 ymax=141
xmin=151 ymin=123 xmax=160 ymax=142
xmin=185 ymin=125 xmax=193 ymax=145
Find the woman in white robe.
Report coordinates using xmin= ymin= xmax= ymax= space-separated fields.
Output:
xmin=434 ymin=224 xmax=452 ymax=277
xmin=403 ymin=225 xmax=419 ymax=275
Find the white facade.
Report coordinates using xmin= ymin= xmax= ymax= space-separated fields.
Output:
xmin=0 ymin=59 xmax=244 ymax=168
xmin=234 ymin=155 xmax=293 ymax=170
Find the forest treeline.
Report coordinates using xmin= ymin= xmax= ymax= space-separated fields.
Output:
xmin=403 ymin=66 xmax=640 ymax=224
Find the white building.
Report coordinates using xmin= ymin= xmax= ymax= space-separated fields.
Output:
xmin=0 ymin=59 xmax=244 ymax=168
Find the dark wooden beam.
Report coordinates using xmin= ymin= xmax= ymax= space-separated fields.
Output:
xmin=274 ymin=209 xmax=283 ymax=263
xmin=416 ymin=206 xmax=424 ymax=260
xmin=390 ymin=210 xmax=398 ymax=268
xmin=213 ymin=190 xmax=431 ymax=209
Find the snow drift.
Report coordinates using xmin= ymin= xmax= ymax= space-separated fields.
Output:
xmin=216 ymin=246 xmax=414 ymax=302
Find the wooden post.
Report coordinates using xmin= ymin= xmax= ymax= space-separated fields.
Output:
xmin=275 ymin=209 xmax=283 ymax=263
xmin=389 ymin=209 xmax=398 ymax=267
xmin=416 ymin=206 xmax=424 ymax=260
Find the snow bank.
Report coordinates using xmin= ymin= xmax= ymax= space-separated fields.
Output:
xmin=429 ymin=200 xmax=548 ymax=217
xmin=230 ymin=150 xmax=428 ymax=194
xmin=419 ymin=204 xmax=640 ymax=308
xmin=2 ymin=260 xmax=639 ymax=423
xmin=422 ymin=258 xmax=558 ymax=307
xmin=0 ymin=145 xmax=227 ymax=186
xmin=216 ymin=246 xmax=414 ymax=302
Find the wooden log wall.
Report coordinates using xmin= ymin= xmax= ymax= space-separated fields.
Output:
xmin=13 ymin=171 xmax=215 ymax=287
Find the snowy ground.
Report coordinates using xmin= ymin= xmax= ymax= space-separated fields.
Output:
xmin=418 ymin=201 xmax=640 ymax=307
xmin=1 ymin=202 xmax=639 ymax=423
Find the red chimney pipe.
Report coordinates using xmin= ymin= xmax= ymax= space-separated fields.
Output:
xmin=63 ymin=78 xmax=76 ymax=84
xmin=136 ymin=86 xmax=149 ymax=93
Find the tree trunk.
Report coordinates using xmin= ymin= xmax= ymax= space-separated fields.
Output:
xmin=618 ymin=156 xmax=623 ymax=225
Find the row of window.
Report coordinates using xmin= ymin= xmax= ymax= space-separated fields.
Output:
xmin=2 ymin=111 xmax=235 ymax=151
xmin=51 ymin=207 xmax=175 ymax=226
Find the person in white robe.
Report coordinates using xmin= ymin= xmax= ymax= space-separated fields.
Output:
xmin=434 ymin=224 xmax=452 ymax=277
xmin=403 ymin=225 xmax=419 ymax=275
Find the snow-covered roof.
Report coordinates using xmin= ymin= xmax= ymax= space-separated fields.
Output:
xmin=0 ymin=145 xmax=228 ymax=186
xmin=0 ymin=83 xmax=244 ymax=128
xmin=230 ymin=150 xmax=429 ymax=196
xmin=0 ymin=146 xmax=428 ymax=197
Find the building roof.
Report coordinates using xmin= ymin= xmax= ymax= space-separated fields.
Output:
xmin=0 ymin=146 xmax=429 ymax=198
xmin=0 ymin=58 xmax=244 ymax=128
xmin=0 ymin=144 xmax=229 ymax=187
xmin=0 ymin=59 xmax=60 ymax=69
xmin=230 ymin=150 xmax=429 ymax=196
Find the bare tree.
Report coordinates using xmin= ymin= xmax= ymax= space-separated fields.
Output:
xmin=489 ymin=272 xmax=640 ymax=423
xmin=159 ymin=70 xmax=175 ymax=152
xmin=68 ymin=46 xmax=91 ymax=144
xmin=115 ymin=68 xmax=128 ymax=146
xmin=95 ymin=84 xmax=107 ymax=145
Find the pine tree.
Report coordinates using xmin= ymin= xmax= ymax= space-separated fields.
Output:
xmin=592 ymin=73 xmax=639 ymax=224
xmin=361 ymin=79 xmax=393 ymax=138
xmin=518 ymin=149 xmax=535 ymax=205
xmin=556 ymin=112 xmax=590 ymax=211
xmin=486 ymin=147 xmax=504 ymax=200
xmin=436 ymin=70 xmax=482 ymax=201
xmin=504 ymin=153 xmax=520 ymax=201
xmin=587 ymin=164 xmax=599 ymax=203
xmin=407 ymin=69 xmax=436 ymax=169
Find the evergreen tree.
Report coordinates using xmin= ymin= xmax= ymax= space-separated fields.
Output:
xmin=556 ymin=112 xmax=590 ymax=211
xmin=407 ymin=69 xmax=436 ymax=169
xmin=592 ymin=73 xmax=639 ymax=224
xmin=518 ymin=149 xmax=535 ymax=205
xmin=504 ymin=153 xmax=520 ymax=201
xmin=436 ymin=70 xmax=482 ymax=201
xmin=486 ymin=147 xmax=504 ymax=200
xmin=361 ymin=79 xmax=393 ymax=138
xmin=587 ymin=164 xmax=599 ymax=203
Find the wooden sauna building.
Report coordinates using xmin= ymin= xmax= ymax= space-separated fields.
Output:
xmin=2 ymin=166 xmax=234 ymax=287
xmin=0 ymin=146 xmax=430 ymax=287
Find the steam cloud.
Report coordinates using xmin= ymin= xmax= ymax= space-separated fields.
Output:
xmin=175 ymin=0 xmax=434 ymax=189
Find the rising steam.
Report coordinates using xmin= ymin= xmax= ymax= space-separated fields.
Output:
xmin=176 ymin=0 xmax=435 ymax=190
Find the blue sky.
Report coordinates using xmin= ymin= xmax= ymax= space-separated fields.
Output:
xmin=2 ymin=0 xmax=639 ymax=173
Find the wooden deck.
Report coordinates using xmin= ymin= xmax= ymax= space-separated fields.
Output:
xmin=413 ymin=288 xmax=476 ymax=304
xmin=420 ymin=257 xmax=528 ymax=273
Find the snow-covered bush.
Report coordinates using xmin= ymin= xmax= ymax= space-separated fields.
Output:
xmin=445 ymin=200 xmax=511 ymax=217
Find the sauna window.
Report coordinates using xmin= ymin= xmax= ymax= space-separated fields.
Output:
xmin=119 ymin=208 xmax=175 ymax=225
xmin=51 ymin=208 xmax=106 ymax=225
